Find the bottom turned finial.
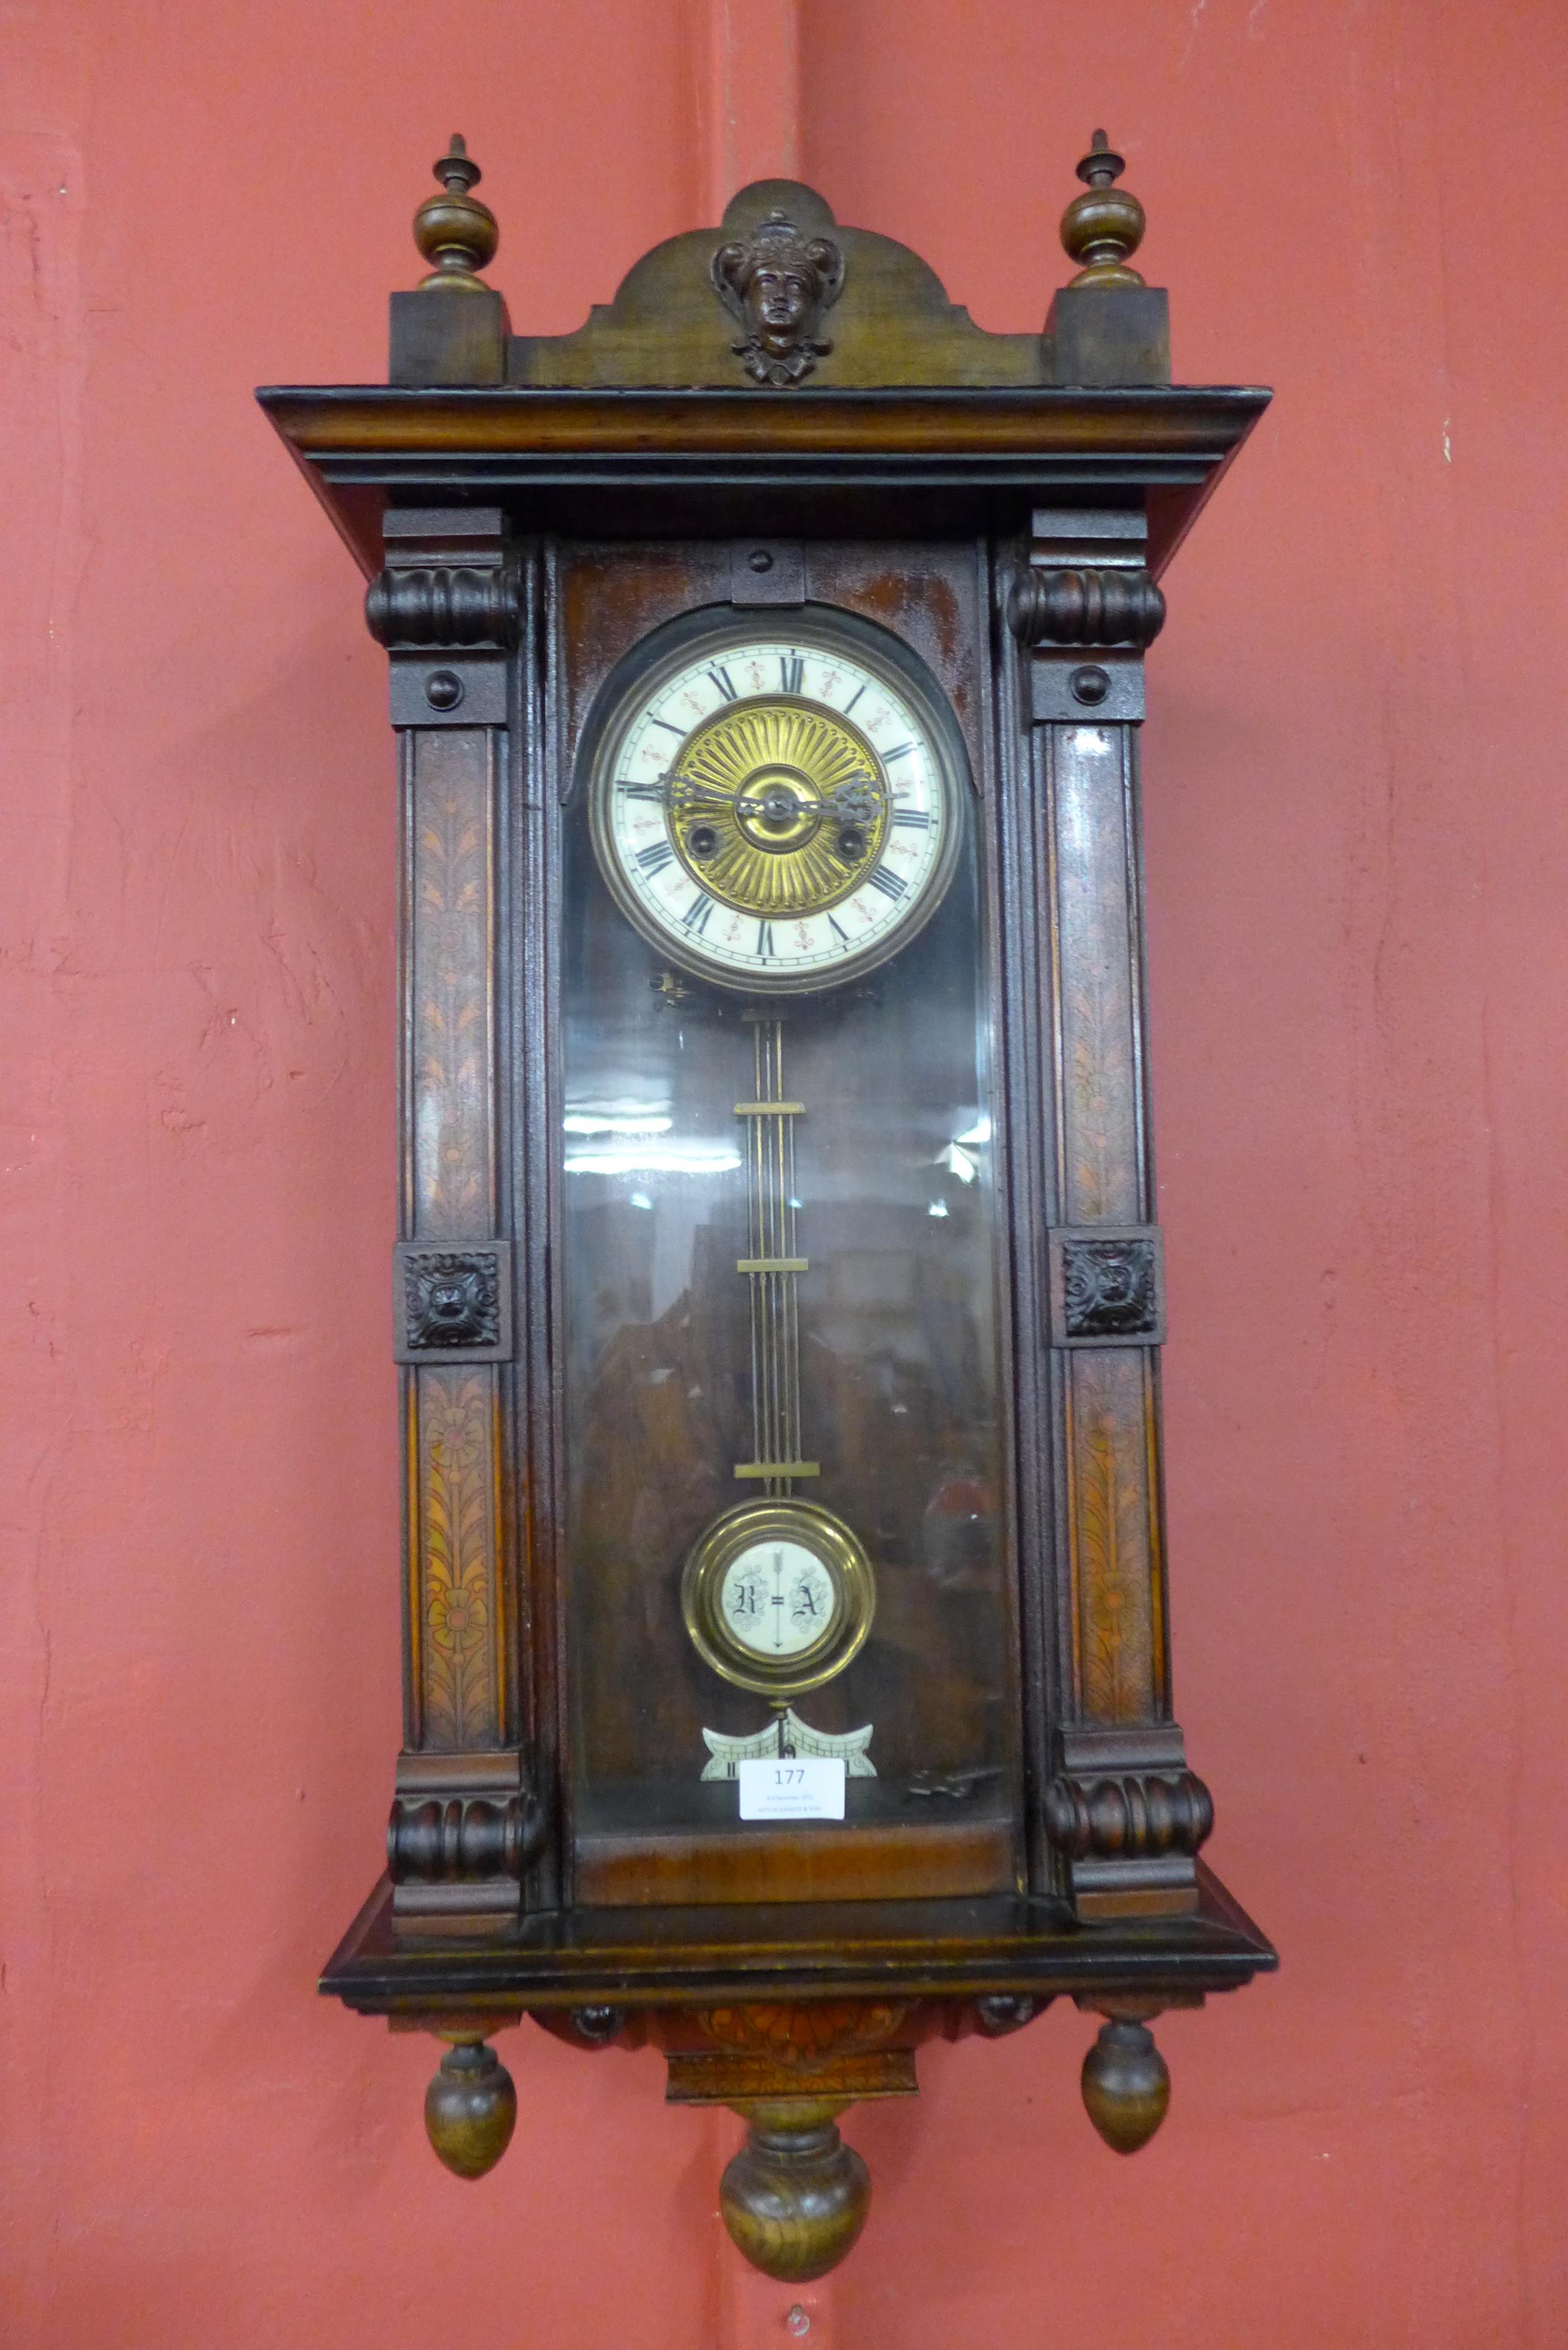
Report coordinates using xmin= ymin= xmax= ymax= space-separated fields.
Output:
xmin=720 ymin=2099 xmax=871 ymax=2281
xmin=1081 ymin=2015 xmax=1170 ymax=2153
xmin=424 ymin=2039 xmax=517 ymax=2179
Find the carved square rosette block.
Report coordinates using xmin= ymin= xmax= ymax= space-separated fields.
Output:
xmin=394 ymin=1241 xmax=514 ymax=1364
xmin=1047 ymin=1225 xmax=1165 ymax=1348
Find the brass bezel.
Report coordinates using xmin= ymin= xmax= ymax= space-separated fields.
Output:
xmin=681 ymin=1497 xmax=877 ymax=1698
xmin=584 ymin=606 xmax=969 ymax=996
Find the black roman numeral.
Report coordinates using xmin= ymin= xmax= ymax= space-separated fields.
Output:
xmin=828 ymin=914 xmax=849 ymax=943
xmin=867 ymin=866 xmax=907 ymax=901
xmin=650 ymin=715 xmax=685 ymax=736
xmin=882 ymin=742 xmax=914 ymax=762
xmin=842 ymin=683 xmax=867 ymax=714
xmin=681 ymin=893 xmax=716 ymax=934
xmin=635 ymin=840 xmax=675 ymax=874
xmin=707 ymin=665 xmax=738 ymax=701
xmin=618 ymin=780 xmax=665 ymax=802
xmin=756 ymin=920 xmax=775 ymax=958
xmin=779 ymin=653 xmax=804 ymax=694
xmin=892 ymin=808 xmax=931 ymax=829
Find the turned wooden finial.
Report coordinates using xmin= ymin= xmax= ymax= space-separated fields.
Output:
xmin=1060 ymin=128 xmax=1146 ymax=290
xmin=1080 ymin=2013 xmax=1170 ymax=2153
xmin=414 ymin=133 xmax=500 ymax=293
xmin=719 ymin=2099 xmax=871 ymax=2282
xmin=423 ymin=2037 xmax=517 ymax=2177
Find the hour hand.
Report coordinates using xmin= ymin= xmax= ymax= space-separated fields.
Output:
xmin=818 ymin=780 xmax=885 ymax=823
xmin=668 ymin=780 xmax=734 ymax=815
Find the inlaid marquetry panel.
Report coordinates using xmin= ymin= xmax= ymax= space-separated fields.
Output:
xmin=1048 ymin=720 xmax=1143 ymax=1226
xmin=1063 ymin=1347 xmax=1162 ymax=1723
xmin=407 ymin=726 xmax=497 ymax=1240
xmin=408 ymin=1365 xmax=505 ymax=1750
xmin=398 ymin=706 xmax=510 ymax=1766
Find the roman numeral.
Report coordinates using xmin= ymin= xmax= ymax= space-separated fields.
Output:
xmin=756 ymin=920 xmax=775 ymax=958
xmin=842 ymin=683 xmax=867 ymax=714
xmin=707 ymin=665 xmax=738 ymax=701
xmin=867 ymin=866 xmax=907 ymax=901
xmin=650 ymin=715 xmax=684 ymax=736
xmin=618 ymin=780 xmax=665 ymax=802
xmin=892 ymin=808 xmax=931 ymax=829
xmin=635 ymin=840 xmax=675 ymax=874
xmin=779 ymin=654 xmax=804 ymax=694
xmin=828 ymin=914 xmax=849 ymax=943
xmin=681 ymin=892 xmax=716 ymax=934
xmin=882 ymin=742 xmax=914 ymax=762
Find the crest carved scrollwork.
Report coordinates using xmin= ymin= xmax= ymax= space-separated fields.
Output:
xmin=711 ymin=210 xmax=846 ymax=386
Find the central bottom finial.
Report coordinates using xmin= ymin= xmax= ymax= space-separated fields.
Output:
xmin=719 ymin=2099 xmax=872 ymax=2281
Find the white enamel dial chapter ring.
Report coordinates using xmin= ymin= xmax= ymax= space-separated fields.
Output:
xmin=588 ymin=621 xmax=964 ymax=994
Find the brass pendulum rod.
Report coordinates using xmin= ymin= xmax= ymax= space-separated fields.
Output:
xmin=733 ymin=1015 xmax=816 ymax=1494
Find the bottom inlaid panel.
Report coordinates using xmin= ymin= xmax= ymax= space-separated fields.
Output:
xmin=408 ymin=1364 xmax=506 ymax=1751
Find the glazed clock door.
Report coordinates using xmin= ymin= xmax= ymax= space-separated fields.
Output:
xmin=554 ymin=547 xmax=1019 ymax=1907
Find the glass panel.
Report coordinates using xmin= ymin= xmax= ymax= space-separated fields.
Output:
xmin=559 ymin=681 xmax=1014 ymax=1892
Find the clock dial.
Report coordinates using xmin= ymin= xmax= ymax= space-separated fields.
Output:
xmin=721 ymin=1540 xmax=839 ymax=1660
xmin=681 ymin=1498 xmax=875 ymax=1698
xmin=587 ymin=619 xmax=964 ymax=993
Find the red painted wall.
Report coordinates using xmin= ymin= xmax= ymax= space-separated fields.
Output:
xmin=6 ymin=4 xmax=1566 ymax=2343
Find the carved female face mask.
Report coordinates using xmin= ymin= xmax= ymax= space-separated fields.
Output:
xmin=711 ymin=210 xmax=846 ymax=385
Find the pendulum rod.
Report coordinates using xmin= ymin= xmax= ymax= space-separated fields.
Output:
xmin=734 ymin=1014 xmax=816 ymax=1497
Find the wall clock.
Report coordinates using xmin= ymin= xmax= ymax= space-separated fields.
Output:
xmin=261 ymin=126 xmax=1276 ymax=2281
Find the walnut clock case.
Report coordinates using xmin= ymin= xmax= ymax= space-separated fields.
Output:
xmin=261 ymin=131 xmax=1276 ymax=2280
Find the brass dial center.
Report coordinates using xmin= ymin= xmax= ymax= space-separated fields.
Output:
xmin=668 ymin=698 xmax=890 ymax=917
xmin=734 ymin=766 xmax=824 ymax=853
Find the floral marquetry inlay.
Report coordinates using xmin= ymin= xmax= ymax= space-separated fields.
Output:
xmin=416 ymin=1367 xmax=502 ymax=1748
xmin=698 ymin=2002 xmax=913 ymax=2070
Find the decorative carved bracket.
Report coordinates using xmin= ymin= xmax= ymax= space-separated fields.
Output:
xmin=388 ymin=1751 xmax=545 ymax=1918
xmin=1043 ymin=1768 xmax=1214 ymax=1865
xmin=388 ymin=1790 xmax=544 ymax=1884
xmin=366 ymin=561 xmax=521 ymax=651
xmin=1007 ymin=564 xmax=1166 ymax=650
xmin=368 ymin=507 xmax=520 ymax=728
xmin=1015 ymin=507 xmax=1160 ymax=724
xmin=1052 ymin=1730 xmax=1211 ymax=1917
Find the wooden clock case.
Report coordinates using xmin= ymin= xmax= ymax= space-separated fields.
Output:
xmin=260 ymin=133 xmax=1275 ymax=2280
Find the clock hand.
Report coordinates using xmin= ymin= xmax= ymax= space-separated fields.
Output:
xmin=669 ymin=782 xmax=734 ymax=811
xmin=726 ymin=780 xmax=884 ymax=822
xmin=817 ymin=780 xmax=884 ymax=818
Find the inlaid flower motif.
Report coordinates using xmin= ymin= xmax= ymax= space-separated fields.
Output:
xmin=428 ymin=1575 xmax=489 ymax=1655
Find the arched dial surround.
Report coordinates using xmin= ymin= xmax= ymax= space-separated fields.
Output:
xmin=587 ymin=614 xmax=965 ymax=993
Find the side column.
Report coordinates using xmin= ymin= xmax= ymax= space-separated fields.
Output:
xmin=366 ymin=507 xmax=541 ymax=1919
xmin=1010 ymin=507 xmax=1212 ymax=1920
